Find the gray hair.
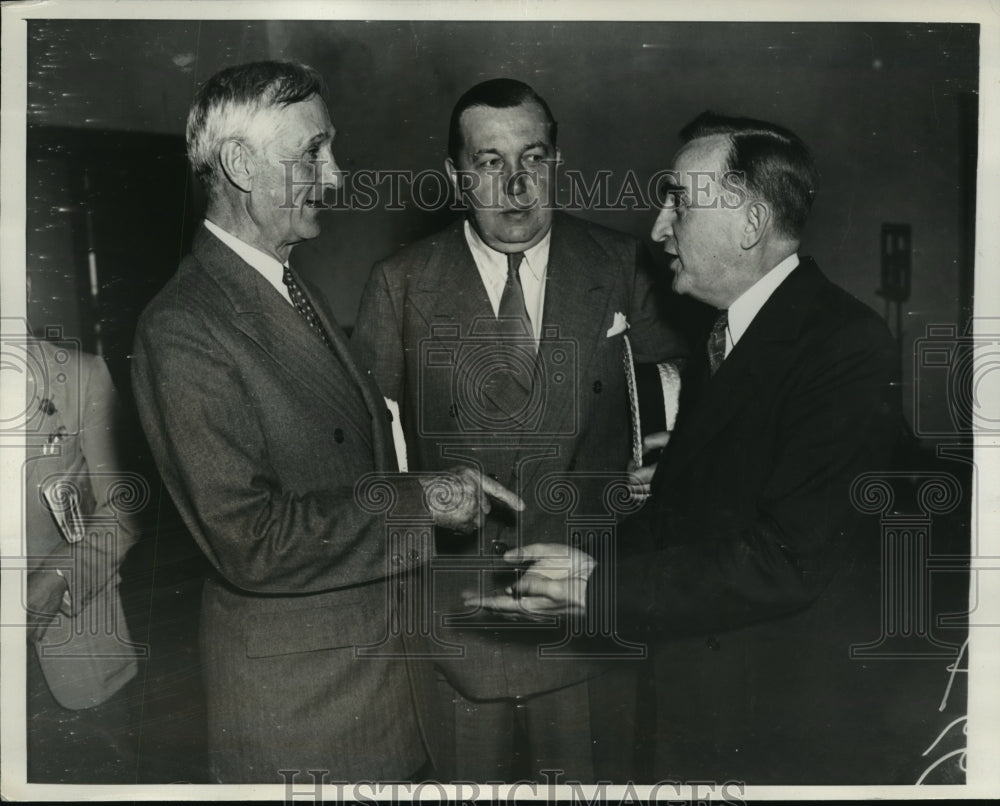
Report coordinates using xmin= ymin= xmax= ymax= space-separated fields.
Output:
xmin=186 ymin=60 xmax=323 ymax=195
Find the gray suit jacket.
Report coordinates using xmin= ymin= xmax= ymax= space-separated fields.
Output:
xmin=132 ymin=226 xmax=431 ymax=782
xmin=352 ymin=212 xmax=686 ymax=699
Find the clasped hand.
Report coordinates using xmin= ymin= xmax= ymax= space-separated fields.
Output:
xmin=463 ymin=543 xmax=596 ymax=618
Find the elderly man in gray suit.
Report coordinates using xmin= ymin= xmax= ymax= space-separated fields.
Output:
xmin=352 ymin=78 xmax=686 ymax=781
xmin=132 ymin=61 xmax=520 ymax=784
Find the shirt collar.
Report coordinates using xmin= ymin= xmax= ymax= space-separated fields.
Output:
xmin=726 ymin=253 xmax=800 ymax=350
xmin=204 ymin=219 xmax=291 ymax=301
xmin=463 ymin=219 xmax=551 ymax=281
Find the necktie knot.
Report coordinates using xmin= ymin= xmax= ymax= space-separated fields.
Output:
xmin=707 ymin=311 xmax=728 ymax=375
xmin=506 ymin=251 xmax=525 ymax=280
xmin=498 ymin=251 xmax=532 ymax=341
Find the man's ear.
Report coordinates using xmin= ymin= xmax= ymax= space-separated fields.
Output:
xmin=741 ymin=200 xmax=771 ymax=250
xmin=219 ymin=139 xmax=254 ymax=193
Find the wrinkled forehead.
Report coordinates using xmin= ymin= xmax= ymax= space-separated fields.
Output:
xmin=253 ymin=94 xmax=333 ymax=146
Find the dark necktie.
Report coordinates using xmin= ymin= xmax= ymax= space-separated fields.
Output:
xmin=707 ymin=311 xmax=728 ymax=375
xmin=283 ymin=265 xmax=333 ymax=351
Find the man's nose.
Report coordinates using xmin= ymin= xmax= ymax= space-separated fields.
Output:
xmin=651 ymin=206 xmax=675 ymax=242
xmin=321 ymin=149 xmax=343 ymax=190
xmin=504 ymin=169 xmax=531 ymax=199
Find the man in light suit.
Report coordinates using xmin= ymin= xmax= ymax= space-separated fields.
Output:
xmin=351 ymin=78 xmax=686 ymax=781
xmin=473 ymin=112 xmax=903 ymax=783
xmin=23 ymin=334 xmax=141 ymax=781
xmin=131 ymin=61 xmax=519 ymax=784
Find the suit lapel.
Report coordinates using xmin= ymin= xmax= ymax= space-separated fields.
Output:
xmin=298 ymin=272 xmax=394 ymax=471
xmin=662 ymin=259 xmax=825 ymax=478
xmin=192 ymin=228 xmax=376 ymax=455
xmin=410 ymin=221 xmax=495 ymax=333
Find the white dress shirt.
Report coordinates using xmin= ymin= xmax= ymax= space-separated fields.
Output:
xmin=204 ymin=218 xmax=293 ymax=306
xmin=463 ymin=219 xmax=550 ymax=343
xmin=723 ymin=253 xmax=800 ymax=357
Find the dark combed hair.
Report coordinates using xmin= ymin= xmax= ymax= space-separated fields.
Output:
xmin=680 ymin=110 xmax=818 ymax=240
xmin=186 ymin=60 xmax=324 ymax=187
xmin=447 ymin=78 xmax=558 ymax=163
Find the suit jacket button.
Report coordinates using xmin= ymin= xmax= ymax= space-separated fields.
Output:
xmin=592 ymin=380 xmax=603 ymax=393
xmin=334 ymin=428 xmax=345 ymax=443
xmin=492 ymin=541 xmax=509 ymax=556
xmin=706 ymin=636 xmax=721 ymax=651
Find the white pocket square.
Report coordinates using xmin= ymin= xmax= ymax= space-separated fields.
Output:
xmin=606 ymin=312 xmax=630 ymax=337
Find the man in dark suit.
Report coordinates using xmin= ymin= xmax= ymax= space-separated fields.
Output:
xmin=351 ymin=78 xmax=685 ymax=781
xmin=472 ymin=111 xmax=902 ymax=783
xmin=132 ymin=61 xmax=519 ymax=784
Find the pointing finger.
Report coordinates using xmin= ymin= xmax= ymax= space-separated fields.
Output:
xmin=478 ymin=475 xmax=525 ymax=511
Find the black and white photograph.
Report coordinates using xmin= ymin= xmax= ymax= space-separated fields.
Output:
xmin=1 ymin=0 xmax=997 ymax=801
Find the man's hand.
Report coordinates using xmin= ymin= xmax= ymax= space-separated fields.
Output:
xmin=463 ymin=543 xmax=596 ymax=617
xmin=626 ymin=430 xmax=671 ymax=504
xmin=25 ymin=569 xmax=69 ymax=644
xmin=421 ymin=466 xmax=524 ymax=533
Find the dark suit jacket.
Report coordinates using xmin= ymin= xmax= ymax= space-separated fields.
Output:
xmin=24 ymin=339 xmax=139 ymax=709
xmin=132 ymin=226 xmax=431 ymax=782
xmin=352 ymin=212 xmax=686 ymax=700
xmin=592 ymin=258 xmax=902 ymax=783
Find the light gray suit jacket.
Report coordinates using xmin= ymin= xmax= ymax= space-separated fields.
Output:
xmin=132 ymin=226 xmax=432 ymax=782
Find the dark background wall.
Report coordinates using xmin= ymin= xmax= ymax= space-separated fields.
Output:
xmin=26 ymin=18 xmax=978 ymax=438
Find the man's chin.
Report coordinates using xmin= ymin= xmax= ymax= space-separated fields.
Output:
xmin=477 ymin=215 xmax=550 ymax=250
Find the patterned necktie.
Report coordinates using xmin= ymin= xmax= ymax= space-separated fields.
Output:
xmin=497 ymin=252 xmax=534 ymax=345
xmin=485 ymin=251 xmax=536 ymax=422
xmin=283 ymin=265 xmax=333 ymax=351
xmin=707 ymin=311 xmax=728 ymax=375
